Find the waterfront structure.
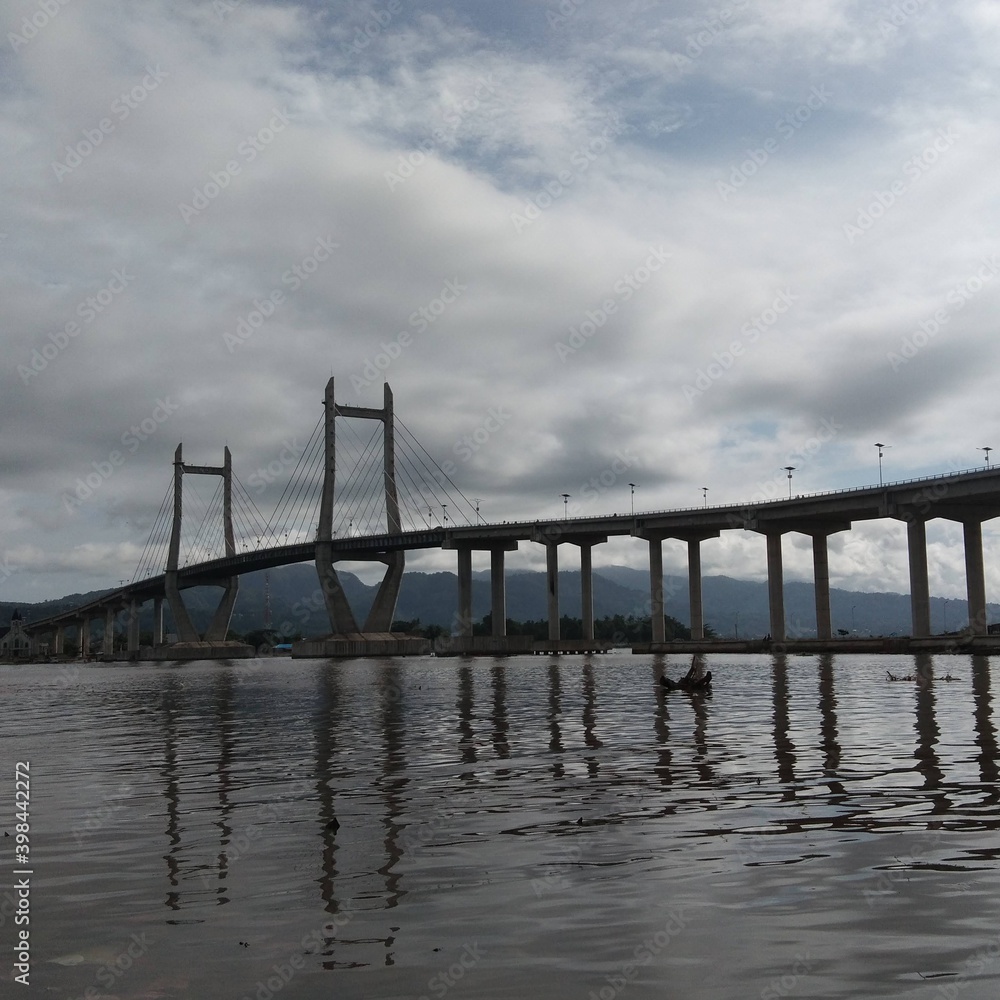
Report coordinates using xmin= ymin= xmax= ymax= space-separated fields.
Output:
xmin=1 ymin=609 xmax=31 ymax=658
xmin=19 ymin=379 xmax=1000 ymax=658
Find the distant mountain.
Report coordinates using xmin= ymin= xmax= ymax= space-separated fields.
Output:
xmin=5 ymin=563 xmax=995 ymax=638
xmin=592 ymin=565 xmax=994 ymax=638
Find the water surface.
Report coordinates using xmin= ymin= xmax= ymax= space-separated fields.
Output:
xmin=2 ymin=652 xmax=999 ymax=998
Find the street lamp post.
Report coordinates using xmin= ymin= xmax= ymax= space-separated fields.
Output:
xmin=561 ymin=493 xmax=570 ymax=520
xmin=783 ymin=466 xmax=795 ymax=498
xmin=874 ymin=442 xmax=887 ymax=486
xmin=472 ymin=498 xmax=482 ymax=523
xmin=442 ymin=503 xmax=448 ymax=525
xmin=980 ymin=447 xmax=992 ymax=468
xmin=628 ymin=482 xmax=636 ymax=516
xmin=702 ymin=486 xmax=709 ymax=506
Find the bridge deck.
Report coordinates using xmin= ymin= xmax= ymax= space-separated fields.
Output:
xmin=23 ymin=466 xmax=1000 ymax=632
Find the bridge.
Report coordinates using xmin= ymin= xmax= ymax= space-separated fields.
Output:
xmin=20 ymin=378 xmax=1000 ymax=658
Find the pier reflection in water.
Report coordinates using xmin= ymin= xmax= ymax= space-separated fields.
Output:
xmin=6 ymin=653 xmax=1000 ymax=999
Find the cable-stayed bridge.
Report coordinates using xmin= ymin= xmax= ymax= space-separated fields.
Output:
xmin=19 ymin=378 xmax=1000 ymax=658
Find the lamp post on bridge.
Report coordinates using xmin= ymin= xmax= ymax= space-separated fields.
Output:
xmin=874 ymin=442 xmax=887 ymax=486
xmin=472 ymin=498 xmax=482 ymax=523
xmin=561 ymin=493 xmax=570 ymax=521
xmin=980 ymin=446 xmax=992 ymax=468
xmin=628 ymin=482 xmax=636 ymax=516
xmin=702 ymin=486 xmax=708 ymax=506
xmin=783 ymin=466 xmax=795 ymax=498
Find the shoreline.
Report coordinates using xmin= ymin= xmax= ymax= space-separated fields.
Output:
xmin=5 ymin=632 xmax=1000 ymax=662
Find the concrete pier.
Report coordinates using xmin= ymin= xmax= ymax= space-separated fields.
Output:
xmin=648 ymin=535 xmax=665 ymax=643
xmin=491 ymin=548 xmax=507 ymax=637
xmin=963 ymin=519 xmax=987 ymax=634
xmin=458 ymin=546 xmax=473 ymax=637
xmin=765 ymin=532 xmax=785 ymax=642
xmin=533 ymin=530 xmax=606 ymax=643
xmin=545 ymin=543 xmax=559 ymax=641
xmin=812 ymin=533 xmax=833 ymax=640
xmin=906 ymin=519 xmax=931 ymax=637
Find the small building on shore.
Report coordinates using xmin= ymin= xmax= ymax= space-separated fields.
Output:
xmin=1 ymin=609 xmax=30 ymax=659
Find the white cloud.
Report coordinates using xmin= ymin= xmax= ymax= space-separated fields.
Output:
xmin=3 ymin=0 xmax=1000 ymax=610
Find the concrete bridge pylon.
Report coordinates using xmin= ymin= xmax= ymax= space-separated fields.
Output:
xmin=298 ymin=378 xmax=424 ymax=656
xmin=163 ymin=443 xmax=243 ymax=648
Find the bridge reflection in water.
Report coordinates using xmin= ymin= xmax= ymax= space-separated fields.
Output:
xmin=26 ymin=653 xmax=1000 ymax=996
xmin=145 ymin=654 xmax=998 ymax=894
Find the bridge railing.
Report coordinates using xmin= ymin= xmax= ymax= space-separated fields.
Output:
xmin=502 ymin=464 xmax=996 ymax=526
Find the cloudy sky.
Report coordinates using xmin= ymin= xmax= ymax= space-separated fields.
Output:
xmin=3 ymin=0 xmax=1000 ymax=607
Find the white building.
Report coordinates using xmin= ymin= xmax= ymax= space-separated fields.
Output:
xmin=0 ymin=609 xmax=30 ymax=659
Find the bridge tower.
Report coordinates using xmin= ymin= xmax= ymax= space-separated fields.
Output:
xmin=164 ymin=444 xmax=241 ymax=644
xmin=313 ymin=378 xmax=405 ymax=636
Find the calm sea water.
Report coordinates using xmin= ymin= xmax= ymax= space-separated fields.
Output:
xmin=2 ymin=652 xmax=999 ymax=999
